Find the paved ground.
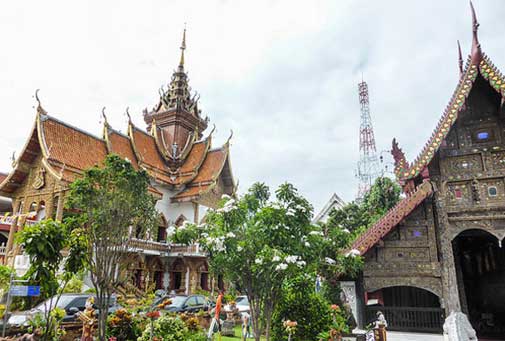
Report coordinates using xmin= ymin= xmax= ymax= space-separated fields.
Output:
xmin=387 ymin=331 xmax=443 ymax=341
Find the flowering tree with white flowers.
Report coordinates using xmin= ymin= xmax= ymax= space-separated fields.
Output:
xmin=171 ymin=182 xmax=361 ymax=341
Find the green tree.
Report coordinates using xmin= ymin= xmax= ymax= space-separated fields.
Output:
xmin=65 ymin=154 xmax=158 ymax=340
xmin=174 ymin=182 xmax=335 ymax=341
xmin=271 ymin=274 xmax=332 ymax=341
xmin=17 ymin=219 xmax=85 ymax=340
xmin=362 ymin=176 xmax=401 ymax=224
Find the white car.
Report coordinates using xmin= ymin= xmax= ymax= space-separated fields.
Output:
xmin=224 ymin=295 xmax=250 ymax=314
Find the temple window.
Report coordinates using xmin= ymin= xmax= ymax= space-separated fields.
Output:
xmin=454 ymin=188 xmax=463 ymax=199
xmin=476 ymin=131 xmax=489 ymax=140
xmin=488 ymin=186 xmax=498 ymax=197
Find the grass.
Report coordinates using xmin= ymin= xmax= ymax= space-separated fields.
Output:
xmin=217 ymin=325 xmax=266 ymax=341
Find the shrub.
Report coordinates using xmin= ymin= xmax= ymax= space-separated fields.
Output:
xmin=272 ymin=274 xmax=332 ymax=341
xmin=138 ymin=314 xmax=188 ymax=341
xmin=106 ymin=308 xmax=143 ymax=341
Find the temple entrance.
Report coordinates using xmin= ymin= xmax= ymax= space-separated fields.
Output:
xmin=453 ymin=229 xmax=505 ymax=338
xmin=170 ymin=259 xmax=184 ymax=293
xmin=365 ymin=286 xmax=443 ymax=332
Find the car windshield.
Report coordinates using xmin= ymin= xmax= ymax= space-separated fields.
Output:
xmin=236 ymin=297 xmax=249 ymax=306
xmin=169 ymin=296 xmax=187 ymax=307
xmin=34 ymin=296 xmax=76 ymax=312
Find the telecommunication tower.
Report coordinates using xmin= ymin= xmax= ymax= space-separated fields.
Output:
xmin=356 ymin=80 xmax=381 ymax=200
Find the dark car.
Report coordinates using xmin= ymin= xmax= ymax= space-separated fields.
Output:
xmin=7 ymin=293 xmax=121 ymax=326
xmin=158 ymin=294 xmax=212 ymax=313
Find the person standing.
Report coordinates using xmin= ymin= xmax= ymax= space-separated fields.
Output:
xmin=207 ymin=291 xmax=224 ymax=341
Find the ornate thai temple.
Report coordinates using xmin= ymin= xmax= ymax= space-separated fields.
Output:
xmin=350 ymin=4 xmax=505 ymax=337
xmin=0 ymin=29 xmax=235 ymax=294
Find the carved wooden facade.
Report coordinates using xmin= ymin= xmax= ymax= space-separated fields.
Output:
xmin=352 ymin=4 xmax=505 ymax=332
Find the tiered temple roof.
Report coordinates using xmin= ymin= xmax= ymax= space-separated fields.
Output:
xmin=0 ymin=29 xmax=235 ymax=204
xmin=352 ymin=2 xmax=505 ymax=255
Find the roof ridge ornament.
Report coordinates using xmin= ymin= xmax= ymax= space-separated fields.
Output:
xmin=457 ymin=40 xmax=464 ymax=77
xmin=470 ymin=1 xmax=482 ymax=64
xmin=34 ymin=89 xmax=47 ymax=116
xmin=125 ymin=106 xmax=132 ymax=123
xmin=101 ymin=106 xmax=109 ymax=126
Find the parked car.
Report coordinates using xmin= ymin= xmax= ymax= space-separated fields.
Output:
xmin=155 ymin=294 xmax=212 ymax=313
xmin=224 ymin=295 xmax=250 ymax=314
xmin=6 ymin=293 xmax=120 ymax=327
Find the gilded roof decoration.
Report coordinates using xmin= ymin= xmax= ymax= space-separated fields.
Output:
xmin=396 ymin=3 xmax=505 ymax=182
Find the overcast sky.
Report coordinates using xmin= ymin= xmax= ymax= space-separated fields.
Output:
xmin=1 ymin=1 xmax=504 ymax=213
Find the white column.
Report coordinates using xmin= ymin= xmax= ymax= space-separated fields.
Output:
xmin=185 ymin=267 xmax=190 ymax=295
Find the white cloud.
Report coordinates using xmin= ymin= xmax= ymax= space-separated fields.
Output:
xmin=0 ymin=0 xmax=504 ymax=212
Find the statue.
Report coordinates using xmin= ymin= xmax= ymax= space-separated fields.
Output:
xmin=443 ymin=312 xmax=477 ymax=341
xmin=77 ymin=296 xmax=96 ymax=341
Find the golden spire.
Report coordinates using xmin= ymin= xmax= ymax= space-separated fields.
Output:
xmin=179 ymin=24 xmax=187 ymax=70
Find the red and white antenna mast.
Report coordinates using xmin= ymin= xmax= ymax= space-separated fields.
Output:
xmin=356 ymin=79 xmax=380 ymax=200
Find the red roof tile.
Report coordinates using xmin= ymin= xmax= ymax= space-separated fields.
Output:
xmin=42 ymin=117 xmax=107 ymax=171
xmin=108 ymin=131 xmax=139 ymax=169
xmin=191 ymin=148 xmax=228 ymax=184
xmin=130 ymin=127 xmax=166 ymax=171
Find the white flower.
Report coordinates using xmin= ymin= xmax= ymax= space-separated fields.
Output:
xmin=286 ymin=208 xmax=296 ymax=216
xmin=237 ymin=246 xmax=243 ymax=252
xmin=255 ymin=258 xmax=263 ymax=265
xmin=345 ymin=249 xmax=361 ymax=257
xmin=296 ymin=260 xmax=306 ymax=267
xmin=325 ymin=257 xmax=336 ymax=265
xmin=304 ymin=241 xmax=310 ymax=247
xmin=295 ymin=204 xmax=306 ymax=212
xmin=285 ymin=255 xmax=299 ymax=264
xmin=275 ymin=263 xmax=288 ymax=271
xmin=226 ymin=232 xmax=236 ymax=238
xmin=342 ymin=228 xmax=350 ymax=234
xmin=166 ymin=226 xmax=176 ymax=237
xmin=217 ymin=198 xmax=237 ymax=213
xmin=221 ymin=194 xmax=232 ymax=200
xmin=309 ymin=231 xmax=323 ymax=236
xmin=272 ymin=255 xmax=281 ymax=262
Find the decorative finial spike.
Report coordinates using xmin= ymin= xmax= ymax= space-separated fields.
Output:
xmin=33 ymin=89 xmax=47 ymax=115
xmin=125 ymin=107 xmax=132 ymax=123
xmin=179 ymin=25 xmax=187 ymax=69
xmin=457 ymin=40 xmax=464 ymax=77
xmin=101 ymin=106 xmax=108 ymax=125
xmin=470 ymin=1 xmax=482 ymax=64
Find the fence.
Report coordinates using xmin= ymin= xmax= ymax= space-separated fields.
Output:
xmin=365 ymin=306 xmax=444 ymax=333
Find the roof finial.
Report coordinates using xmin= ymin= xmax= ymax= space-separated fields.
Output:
xmin=33 ymin=89 xmax=47 ymax=115
xmin=125 ymin=106 xmax=132 ymax=123
xmin=470 ymin=1 xmax=482 ymax=64
xmin=457 ymin=40 xmax=464 ymax=77
xmin=101 ymin=106 xmax=108 ymax=125
xmin=179 ymin=24 xmax=187 ymax=70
